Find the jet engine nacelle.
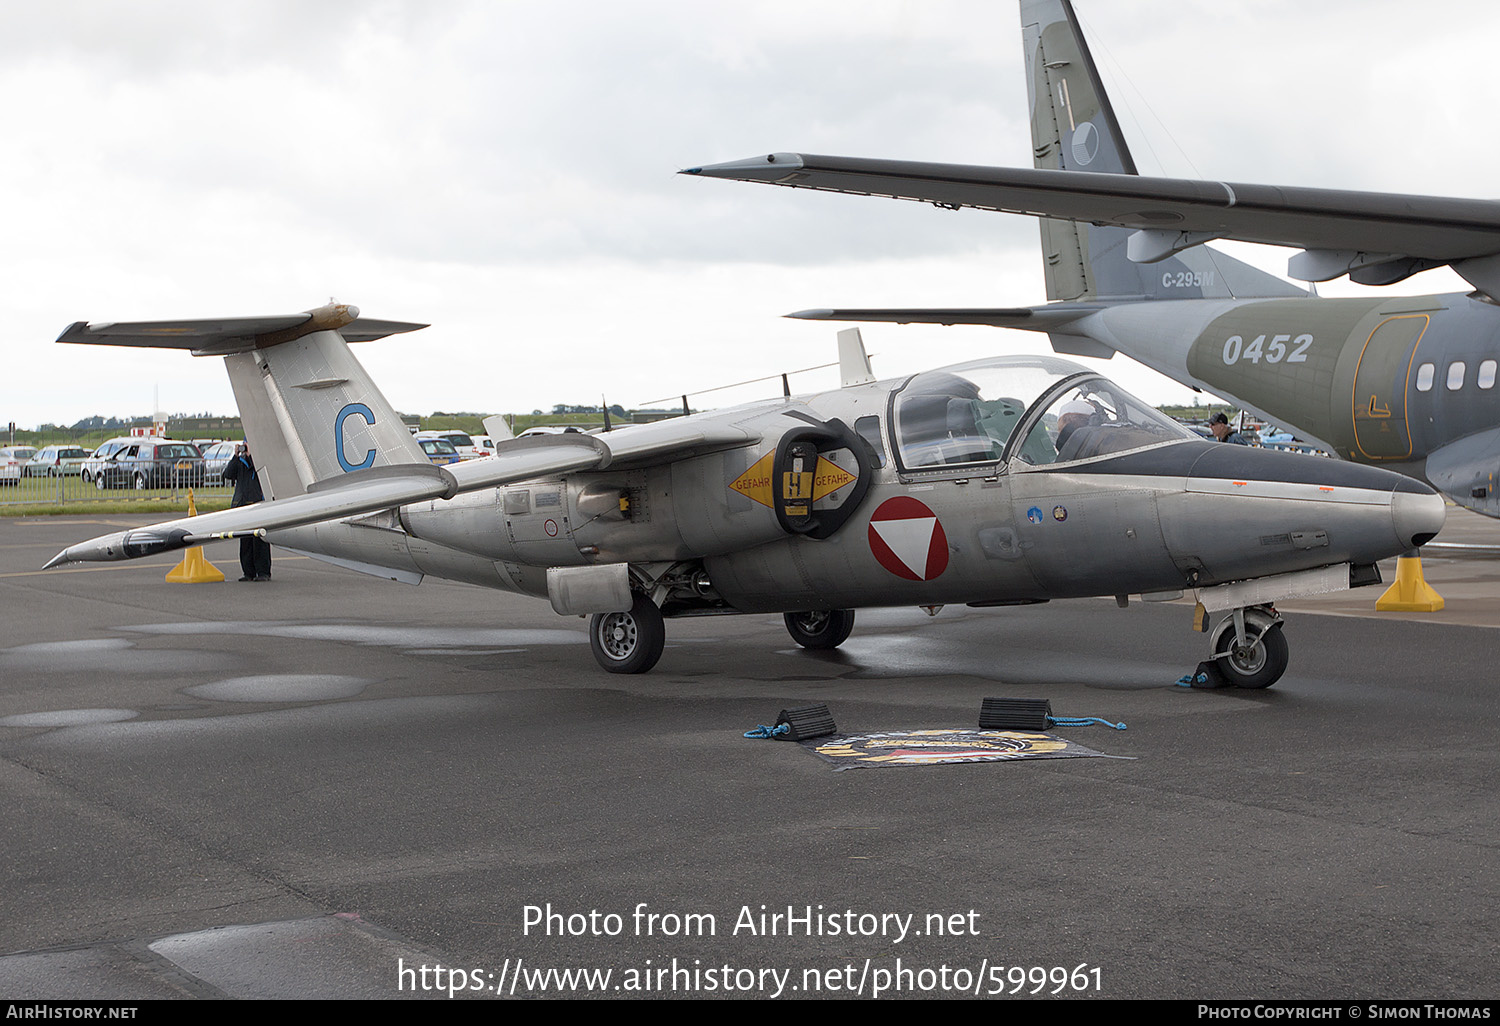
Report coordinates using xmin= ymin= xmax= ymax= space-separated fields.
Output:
xmin=396 ymin=410 xmax=875 ymax=573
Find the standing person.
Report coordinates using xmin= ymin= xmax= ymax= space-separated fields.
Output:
xmin=1209 ymin=412 xmax=1250 ymax=445
xmin=222 ymin=443 xmax=272 ymax=582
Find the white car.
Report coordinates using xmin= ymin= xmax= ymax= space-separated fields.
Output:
xmin=415 ymin=430 xmax=486 ymax=459
xmin=0 ymin=446 xmax=37 ymax=485
xmin=25 ymin=445 xmax=90 ymax=477
xmin=516 ymin=425 xmax=586 ymax=438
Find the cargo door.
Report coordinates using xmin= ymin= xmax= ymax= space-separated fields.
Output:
xmin=1352 ymin=314 xmax=1427 ymax=459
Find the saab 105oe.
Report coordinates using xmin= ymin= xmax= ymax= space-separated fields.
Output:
xmin=46 ymin=302 xmax=1443 ymax=685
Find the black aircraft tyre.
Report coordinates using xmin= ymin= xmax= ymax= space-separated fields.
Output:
xmin=783 ymin=609 xmax=856 ymax=649
xmin=1211 ymin=617 xmax=1289 ymax=689
xmin=589 ymin=593 xmax=666 ymax=674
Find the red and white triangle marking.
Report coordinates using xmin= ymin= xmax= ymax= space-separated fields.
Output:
xmin=867 ymin=497 xmax=949 ymax=581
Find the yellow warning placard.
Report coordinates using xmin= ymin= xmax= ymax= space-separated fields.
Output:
xmin=730 ymin=453 xmax=855 ymax=509
xmin=812 ymin=458 xmax=856 ymax=499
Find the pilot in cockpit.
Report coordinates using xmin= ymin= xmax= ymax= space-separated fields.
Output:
xmin=1053 ymin=399 xmax=1096 ymax=456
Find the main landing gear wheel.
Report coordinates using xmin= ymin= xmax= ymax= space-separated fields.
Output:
xmin=783 ymin=609 xmax=855 ymax=650
xmin=589 ymin=593 xmax=666 ymax=674
xmin=1211 ymin=615 xmax=1289 ymax=689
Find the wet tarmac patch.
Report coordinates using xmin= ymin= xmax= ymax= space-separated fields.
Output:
xmin=0 ymin=637 xmax=226 ymax=674
xmin=184 ymin=675 xmax=371 ymax=703
xmin=0 ymin=709 xmax=138 ymax=728
xmin=146 ymin=914 xmax=441 ymax=998
xmin=0 ymin=914 xmax=453 ymax=999
xmin=120 ymin=621 xmax=583 ymax=652
xmin=404 ymin=648 xmax=524 ymax=656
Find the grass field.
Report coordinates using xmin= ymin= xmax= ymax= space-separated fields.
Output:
xmin=0 ymin=474 xmax=233 ymax=517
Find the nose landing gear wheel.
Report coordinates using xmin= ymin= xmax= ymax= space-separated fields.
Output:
xmin=589 ymin=593 xmax=666 ymax=674
xmin=783 ymin=609 xmax=856 ymax=649
xmin=1211 ymin=617 xmax=1289 ymax=689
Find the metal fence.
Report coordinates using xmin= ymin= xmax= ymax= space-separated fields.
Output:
xmin=0 ymin=470 xmax=233 ymax=508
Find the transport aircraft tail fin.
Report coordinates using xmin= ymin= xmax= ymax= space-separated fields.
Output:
xmin=1022 ymin=0 xmax=1304 ymax=302
xmin=57 ymin=301 xmax=430 ymax=501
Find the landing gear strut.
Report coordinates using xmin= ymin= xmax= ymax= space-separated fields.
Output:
xmin=783 ymin=609 xmax=856 ymax=649
xmin=589 ymin=592 xmax=666 ymax=674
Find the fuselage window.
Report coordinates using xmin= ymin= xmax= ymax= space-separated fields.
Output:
xmin=1447 ymin=361 xmax=1466 ymax=390
xmin=1415 ymin=363 xmax=1435 ymax=391
xmin=853 ymin=415 xmax=886 ymax=468
xmin=1479 ymin=360 xmax=1497 ymax=389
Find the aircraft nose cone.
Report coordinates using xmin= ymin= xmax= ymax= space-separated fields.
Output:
xmin=1393 ymin=487 xmax=1447 ymax=551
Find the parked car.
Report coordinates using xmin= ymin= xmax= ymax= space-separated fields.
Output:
xmin=25 ymin=445 xmax=90 ymax=477
xmin=0 ymin=447 xmax=36 ymax=486
xmin=90 ymin=439 xmax=205 ymax=490
xmin=417 ymin=437 xmax=463 ymax=465
xmin=80 ymin=437 xmax=140 ymax=485
xmin=200 ymin=440 xmax=240 ymax=483
xmin=415 ymin=430 xmax=486 ymax=459
xmin=517 ymin=425 xmax=585 ymax=438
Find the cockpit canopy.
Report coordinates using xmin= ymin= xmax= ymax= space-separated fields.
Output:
xmin=891 ymin=356 xmax=1195 ymax=472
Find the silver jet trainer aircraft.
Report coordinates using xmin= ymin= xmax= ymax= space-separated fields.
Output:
xmin=684 ymin=0 xmax=1500 ymax=518
xmin=47 ymin=301 xmax=1441 ymax=686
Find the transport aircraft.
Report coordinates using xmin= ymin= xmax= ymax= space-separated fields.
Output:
xmin=684 ymin=0 xmax=1500 ymax=519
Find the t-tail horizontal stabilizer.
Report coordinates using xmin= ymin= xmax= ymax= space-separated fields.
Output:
xmin=57 ymin=301 xmax=428 ymax=356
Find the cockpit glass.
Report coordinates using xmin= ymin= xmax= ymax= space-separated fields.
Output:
xmin=891 ymin=357 xmax=1193 ymax=471
xmin=1016 ymin=378 xmax=1195 ymax=465
xmin=893 ymin=359 xmax=1073 ymax=470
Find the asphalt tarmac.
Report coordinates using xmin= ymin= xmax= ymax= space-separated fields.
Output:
xmin=0 ymin=512 xmax=1496 ymax=1000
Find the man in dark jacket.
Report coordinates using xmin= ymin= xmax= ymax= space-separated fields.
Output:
xmin=1210 ymin=412 xmax=1250 ymax=445
xmin=222 ymin=444 xmax=271 ymax=582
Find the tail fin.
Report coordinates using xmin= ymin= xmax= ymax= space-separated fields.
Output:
xmin=58 ymin=302 xmax=429 ymax=501
xmin=1021 ymin=0 xmax=1304 ymax=302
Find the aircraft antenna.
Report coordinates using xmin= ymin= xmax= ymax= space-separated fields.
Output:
xmin=1074 ymin=8 xmax=1205 ymax=181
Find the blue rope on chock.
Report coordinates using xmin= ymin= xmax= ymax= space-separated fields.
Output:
xmin=1046 ymin=715 xmax=1126 ymax=731
xmin=1176 ymin=671 xmax=1211 ymax=688
xmin=744 ymin=723 xmax=791 ymax=740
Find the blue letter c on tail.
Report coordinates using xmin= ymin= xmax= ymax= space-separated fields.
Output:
xmin=335 ymin=403 xmax=377 ymax=472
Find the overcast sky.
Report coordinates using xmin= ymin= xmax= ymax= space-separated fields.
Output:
xmin=4 ymin=0 xmax=1496 ymax=429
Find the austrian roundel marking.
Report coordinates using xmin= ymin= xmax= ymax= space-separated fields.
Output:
xmin=867 ymin=496 xmax=949 ymax=582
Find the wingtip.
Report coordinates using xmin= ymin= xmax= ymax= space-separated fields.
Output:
xmin=680 ymin=153 xmax=806 ymax=179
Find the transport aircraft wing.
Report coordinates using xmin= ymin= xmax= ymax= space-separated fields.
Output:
xmin=682 ymin=154 xmax=1500 ymax=297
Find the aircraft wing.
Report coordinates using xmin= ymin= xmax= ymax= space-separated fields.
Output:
xmin=57 ymin=304 xmax=428 ymax=357
xmin=685 ymin=154 xmax=1500 ymax=292
xmin=785 ymin=304 xmax=1099 ymax=329
xmin=45 ymin=427 xmax=758 ymax=569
